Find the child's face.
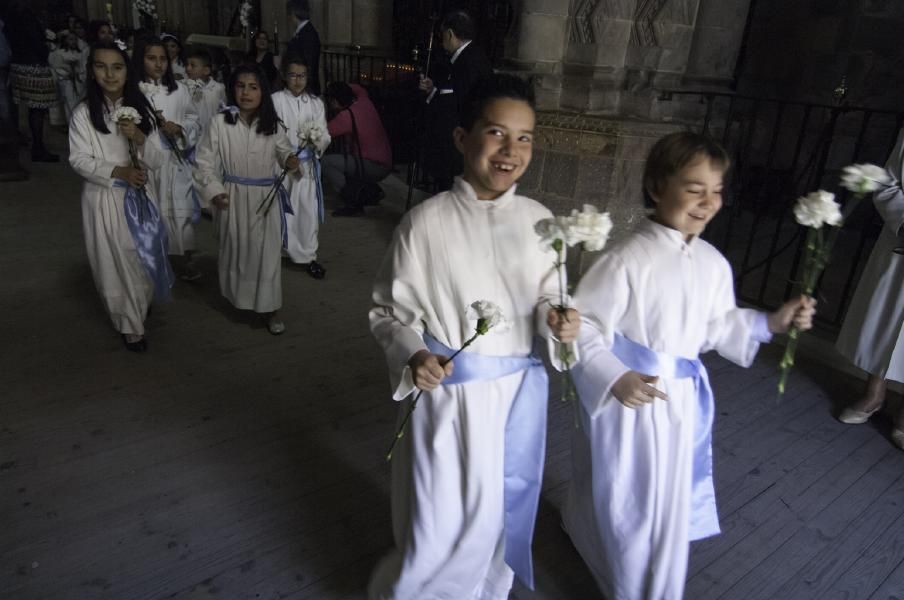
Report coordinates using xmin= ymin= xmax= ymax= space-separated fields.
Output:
xmin=650 ymin=156 xmax=724 ymax=240
xmin=143 ymin=45 xmax=167 ymax=81
xmin=255 ymin=33 xmax=270 ymax=51
xmin=163 ymin=39 xmax=180 ymax=60
xmin=186 ymin=58 xmax=210 ymax=81
xmin=92 ymin=48 xmax=127 ymax=98
xmin=453 ymin=97 xmax=535 ymax=200
xmin=97 ymin=24 xmax=114 ymax=43
xmin=285 ymin=63 xmax=308 ymax=96
xmin=235 ymin=73 xmax=263 ymax=113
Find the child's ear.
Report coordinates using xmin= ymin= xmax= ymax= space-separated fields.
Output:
xmin=452 ymin=126 xmax=466 ymax=154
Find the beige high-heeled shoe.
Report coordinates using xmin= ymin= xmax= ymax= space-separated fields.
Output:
xmin=837 ymin=405 xmax=882 ymax=424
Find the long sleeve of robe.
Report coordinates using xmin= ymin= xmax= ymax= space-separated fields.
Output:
xmin=192 ymin=114 xmax=295 ymax=313
xmin=836 ymin=127 xmax=904 ymax=383
xmin=564 ymin=218 xmax=765 ymax=600
xmin=272 ymin=90 xmax=331 ymax=263
xmin=68 ymin=101 xmax=166 ymax=335
xmin=367 ymin=178 xmax=564 ymax=600
xmin=144 ymin=83 xmax=201 ymax=255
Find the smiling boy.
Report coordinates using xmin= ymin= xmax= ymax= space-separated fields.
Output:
xmin=368 ymin=74 xmax=579 ymax=599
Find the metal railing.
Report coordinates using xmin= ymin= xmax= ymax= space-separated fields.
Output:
xmin=659 ymin=90 xmax=904 ymax=328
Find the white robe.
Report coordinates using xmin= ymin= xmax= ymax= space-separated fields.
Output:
xmin=193 ymin=113 xmax=295 ymax=313
xmin=189 ymin=78 xmax=226 ymax=134
xmin=272 ymin=90 xmax=331 ymax=263
xmin=368 ymin=178 xmax=564 ymax=600
xmin=565 ymin=218 xmax=766 ymax=600
xmin=68 ymin=100 xmax=166 ymax=335
xmin=143 ymin=82 xmax=200 ymax=256
xmin=836 ymin=128 xmax=904 ymax=383
xmin=48 ymin=48 xmax=85 ymax=122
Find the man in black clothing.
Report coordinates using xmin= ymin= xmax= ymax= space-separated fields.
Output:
xmin=286 ymin=0 xmax=321 ymax=96
xmin=418 ymin=10 xmax=492 ymax=191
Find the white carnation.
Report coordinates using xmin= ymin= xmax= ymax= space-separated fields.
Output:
xmin=467 ymin=300 xmax=510 ymax=334
xmin=534 ymin=216 xmax=574 ymax=252
xmin=793 ymin=190 xmax=842 ymax=229
xmin=569 ymin=204 xmax=613 ymax=252
xmin=111 ymin=106 xmax=142 ymax=124
xmin=840 ymin=163 xmax=892 ymax=194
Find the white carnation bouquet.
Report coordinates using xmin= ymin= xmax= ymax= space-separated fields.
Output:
xmin=297 ymin=120 xmax=326 ymax=153
xmin=535 ymin=205 xmax=613 ymax=403
xmin=777 ymin=163 xmax=892 ymax=395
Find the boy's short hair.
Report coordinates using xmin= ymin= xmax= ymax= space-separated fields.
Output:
xmin=459 ymin=74 xmax=535 ymax=131
xmin=441 ymin=10 xmax=476 ymax=41
xmin=187 ymin=49 xmax=212 ymax=68
xmin=642 ymin=132 xmax=730 ymax=206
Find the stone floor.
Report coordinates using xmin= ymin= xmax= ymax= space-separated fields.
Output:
xmin=1 ymin=141 xmax=904 ymax=599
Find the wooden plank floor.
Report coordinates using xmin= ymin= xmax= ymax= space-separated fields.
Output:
xmin=2 ymin=149 xmax=904 ymax=599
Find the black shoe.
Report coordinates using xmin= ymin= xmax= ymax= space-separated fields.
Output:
xmin=121 ymin=334 xmax=148 ymax=353
xmin=31 ymin=151 xmax=60 ymax=163
xmin=332 ymin=205 xmax=365 ymax=217
xmin=305 ymin=260 xmax=326 ymax=279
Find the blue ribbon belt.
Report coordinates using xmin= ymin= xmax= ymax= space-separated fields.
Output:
xmin=423 ymin=333 xmax=548 ymax=590
xmin=222 ymin=174 xmax=294 ymax=249
xmin=296 ymin=146 xmax=324 ymax=224
xmin=113 ymin=180 xmax=174 ymax=302
xmin=610 ymin=333 xmax=720 ymax=541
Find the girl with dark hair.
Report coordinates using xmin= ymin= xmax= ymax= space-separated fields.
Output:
xmin=272 ymin=56 xmax=330 ymax=277
xmin=245 ymin=30 xmax=279 ymax=90
xmin=135 ymin=36 xmax=202 ymax=280
xmin=193 ymin=64 xmax=300 ymax=335
xmin=68 ymin=42 xmax=172 ymax=352
xmin=160 ymin=33 xmax=185 ymax=80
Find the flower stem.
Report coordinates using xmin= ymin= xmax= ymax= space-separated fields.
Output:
xmin=385 ymin=331 xmax=481 ymax=461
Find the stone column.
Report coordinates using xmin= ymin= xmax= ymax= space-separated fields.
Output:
xmin=506 ymin=0 xmax=570 ymax=110
xmin=683 ymin=0 xmax=753 ymax=88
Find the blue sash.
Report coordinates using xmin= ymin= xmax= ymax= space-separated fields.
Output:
xmin=113 ymin=180 xmax=174 ymax=302
xmin=222 ymin=174 xmax=294 ymax=248
xmin=611 ymin=334 xmax=720 ymax=540
xmin=296 ymin=146 xmax=324 ymax=224
xmin=423 ymin=333 xmax=548 ymax=590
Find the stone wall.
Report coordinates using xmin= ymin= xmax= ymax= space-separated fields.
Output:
xmin=519 ymin=113 xmax=682 ymax=236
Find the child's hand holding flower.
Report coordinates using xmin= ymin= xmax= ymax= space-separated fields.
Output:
xmin=768 ymin=295 xmax=817 ymax=335
xmin=547 ymin=307 xmax=580 ymax=343
xmin=117 ymin=119 xmax=145 ymax=145
xmin=285 ymin=154 xmax=301 ymax=173
xmin=408 ymin=350 xmax=455 ymax=391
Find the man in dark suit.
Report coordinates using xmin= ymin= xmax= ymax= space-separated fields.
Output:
xmin=286 ymin=0 xmax=321 ymax=96
xmin=419 ymin=10 xmax=492 ymax=190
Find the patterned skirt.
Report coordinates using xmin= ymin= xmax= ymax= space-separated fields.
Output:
xmin=10 ymin=64 xmax=58 ymax=109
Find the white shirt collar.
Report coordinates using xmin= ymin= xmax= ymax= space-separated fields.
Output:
xmin=295 ymin=20 xmax=309 ymax=35
xmin=453 ymin=176 xmax=517 ymax=208
xmin=450 ymin=40 xmax=472 ymax=64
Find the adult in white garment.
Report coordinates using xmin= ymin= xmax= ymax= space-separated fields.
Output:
xmin=566 ymin=132 xmax=816 ymax=600
xmin=836 ymin=127 xmax=904 ymax=449
xmin=368 ymin=74 xmax=580 ymax=600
